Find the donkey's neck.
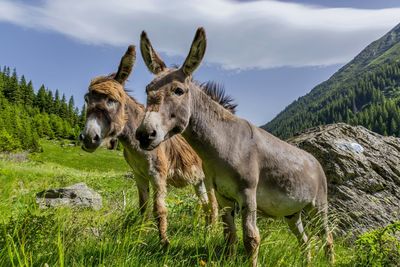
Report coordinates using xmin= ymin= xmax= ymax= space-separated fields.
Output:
xmin=182 ymin=86 xmax=243 ymax=160
xmin=118 ymin=96 xmax=145 ymax=147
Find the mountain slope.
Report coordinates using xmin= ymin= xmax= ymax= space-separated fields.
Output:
xmin=262 ymin=23 xmax=400 ymax=139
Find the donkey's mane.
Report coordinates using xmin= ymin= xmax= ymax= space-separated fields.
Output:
xmin=89 ymin=74 xmax=144 ymax=109
xmin=200 ymin=81 xmax=237 ymax=114
xmin=163 ymin=66 xmax=237 ymax=114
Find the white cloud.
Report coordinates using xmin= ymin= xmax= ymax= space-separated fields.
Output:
xmin=0 ymin=0 xmax=399 ymax=69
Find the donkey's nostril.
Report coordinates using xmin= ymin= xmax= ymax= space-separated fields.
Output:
xmin=93 ymin=134 xmax=100 ymax=143
xmin=135 ymin=130 xmax=143 ymax=142
xmin=79 ymin=133 xmax=84 ymax=141
xmin=150 ymin=130 xmax=157 ymax=138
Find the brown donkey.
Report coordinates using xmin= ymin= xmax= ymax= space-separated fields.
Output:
xmin=136 ymin=28 xmax=334 ymax=266
xmin=79 ymin=45 xmax=222 ymax=246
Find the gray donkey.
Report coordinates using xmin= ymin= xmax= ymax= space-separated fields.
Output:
xmin=135 ymin=28 xmax=334 ymax=266
xmin=80 ymin=45 xmax=223 ymax=246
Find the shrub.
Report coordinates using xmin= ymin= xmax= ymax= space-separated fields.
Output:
xmin=355 ymin=221 xmax=400 ymax=267
xmin=0 ymin=129 xmax=21 ymax=152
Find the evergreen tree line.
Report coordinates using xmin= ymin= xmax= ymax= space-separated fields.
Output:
xmin=0 ymin=66 xmax=84 ymax=152
xmin=265 ymin=61 xmax=400 ymax=139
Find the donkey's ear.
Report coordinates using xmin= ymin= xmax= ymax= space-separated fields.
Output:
xmin=140 ymin=31 xmax=166 ymax=74
xmin=181 ymin=27 xmax=207 ymax=76
xmin=115 ymin=45 xmax=136 ymax=84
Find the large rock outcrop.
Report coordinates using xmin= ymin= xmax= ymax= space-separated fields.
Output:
xmin=288 ymin=123 xmax=400 ymax=235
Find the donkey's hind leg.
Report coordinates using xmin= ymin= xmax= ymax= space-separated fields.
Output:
xmin=315 ymin=202 xmax=335 ymax=264
xmin=307 ymin=201 xmax=335 ymax=264
xmin=285 ymin=211 xmax=311 ymax=262
xmin=240 ymin=188 xmax=260 ymax=267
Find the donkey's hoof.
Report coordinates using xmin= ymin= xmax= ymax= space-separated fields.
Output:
xmin=226 ymin=243 xmax=238 ymax=257
xmin=161 ymin=238 xmax=170 ymax=249
xmin=328 ymin=253 xmax=335 ymax=265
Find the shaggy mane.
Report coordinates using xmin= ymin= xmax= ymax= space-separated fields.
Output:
xmin=200 ymin=81 xmax=237 ymax=114
xmin=89 ymin=74 xmax=142 ymax=106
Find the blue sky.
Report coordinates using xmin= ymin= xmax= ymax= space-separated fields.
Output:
xmin=0 ymin=0 xmax=399 ymax=125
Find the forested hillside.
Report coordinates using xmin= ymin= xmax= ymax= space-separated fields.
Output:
xmin=0 ymin=66 xmax=83 ymax=152
xmin=263 ymin=23 xmax=400 ymax=139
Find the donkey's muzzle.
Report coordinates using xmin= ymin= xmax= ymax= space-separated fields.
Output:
xmin=135 ymin=128 xmax=157 ymax=150
xmin=80 ymin=132 xmax=101 ymax=152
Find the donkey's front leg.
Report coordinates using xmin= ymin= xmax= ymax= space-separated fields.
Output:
xmin=241 ymin=188 xmax=260 ymax=267
xmin=151 ymin=174 xmax=169 ymax=247
xmin=136 ymin=175 xmax=150 ymax=216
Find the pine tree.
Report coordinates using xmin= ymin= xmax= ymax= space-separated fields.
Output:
xmin=60 ymin=94 xmax=68 ymax=119
xmin=19 ymin=75 xmax=28 ymax=105
xmin=4 ymin=68 xmax=22 ymax=104
xmin=68 ymin=95 xmax=75 ymax=123
xmin=0 ymin=71 xmax=4 ymax=98
xmin=25 ymin=81 xmax=35 ymax=106
xmin=79 ymin=104 xmax=87 ymax=128
xmin=54 ymin=89 xmax=61 ymax=114
xmin=35 ymin=85 xmax=47 ymax=112
xmin=46 ymin=90 xmax=54 ymax=113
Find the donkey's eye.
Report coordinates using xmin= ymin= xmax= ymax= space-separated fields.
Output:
xmin=107 ymin=98 xmax=118 ymax=108
xmin=174 ymin=87 xmax=185 ymax=96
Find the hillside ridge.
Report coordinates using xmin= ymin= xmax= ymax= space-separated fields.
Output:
xmin=263 ymin=22 xmax=400 ymax=139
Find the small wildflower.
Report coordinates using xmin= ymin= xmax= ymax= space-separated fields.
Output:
xmin=199 ymin=259 xmax=207 ymax=266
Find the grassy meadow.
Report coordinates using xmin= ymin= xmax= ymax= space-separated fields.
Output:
xmin=0 ymin=139 xmax=367 ymax=266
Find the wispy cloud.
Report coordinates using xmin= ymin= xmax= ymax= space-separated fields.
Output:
xmin=0 ymin=0 xmax=399 ymax=69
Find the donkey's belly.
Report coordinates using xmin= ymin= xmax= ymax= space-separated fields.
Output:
xmin=202 ymin=155 xmax=315 ymax=216
xmin=256 ymin=176 xmax=315 ymax=217
xmin=256 ymin=187 xmax=308 ymax=217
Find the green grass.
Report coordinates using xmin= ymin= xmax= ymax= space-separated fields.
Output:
xmin=30 ymin=139 xmax=130 ymax=172
xmin=0 ymin=140 xmax=361 ymax=266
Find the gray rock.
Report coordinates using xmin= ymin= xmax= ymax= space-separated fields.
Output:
xmin=36 ymin=183 xmax=102 ymax=210
xmin=288 ymin=123 xmax=400 ymax=235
